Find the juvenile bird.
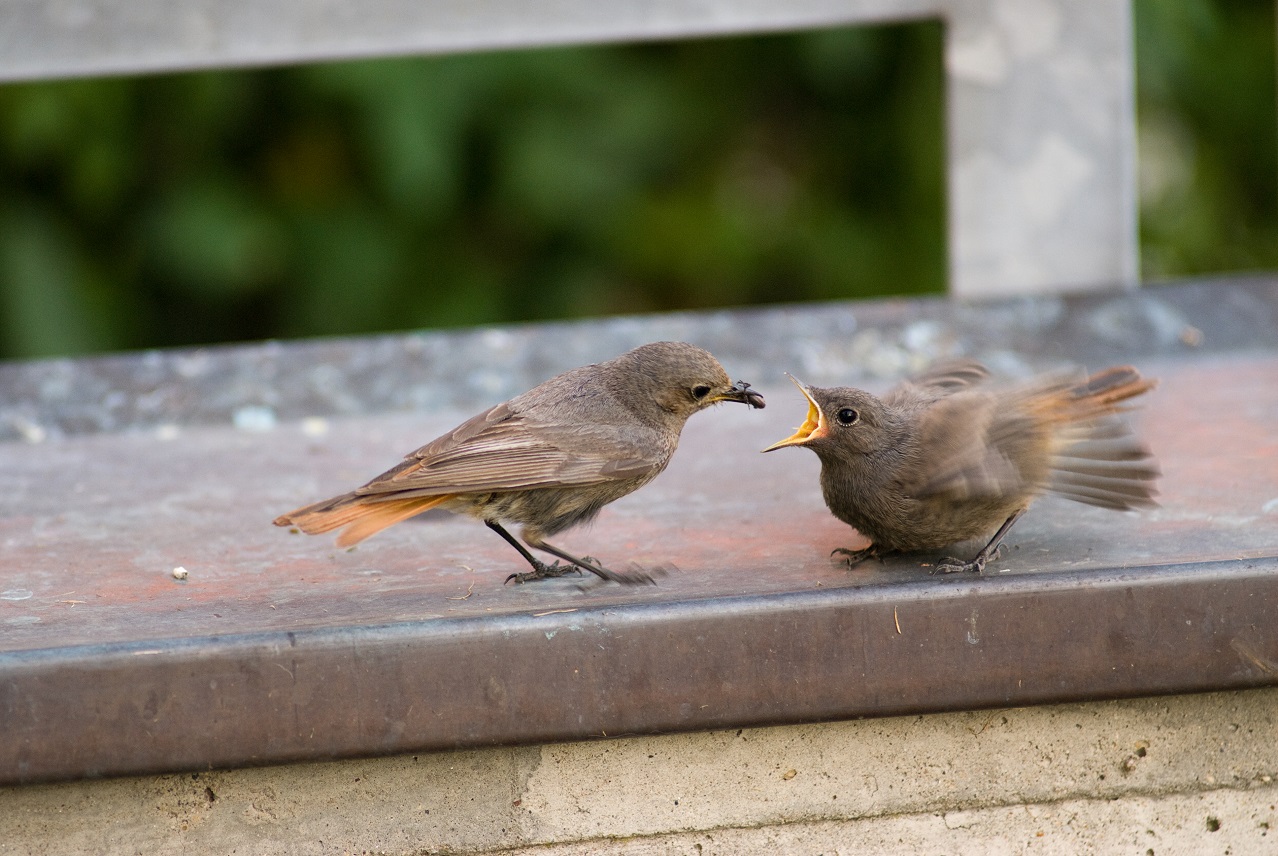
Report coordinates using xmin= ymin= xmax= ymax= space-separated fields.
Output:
xmin=275 ymin=342 xmax=765 ymax=585
xmin=763 ymin=360 xmax=1158 ymax=573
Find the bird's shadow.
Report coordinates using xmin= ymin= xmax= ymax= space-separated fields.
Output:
xmin=403 ymin=508 xmax=457 ymax=525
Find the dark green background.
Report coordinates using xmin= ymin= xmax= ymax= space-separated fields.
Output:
xmin=0 ymin=1 xmax=1274 ymax=359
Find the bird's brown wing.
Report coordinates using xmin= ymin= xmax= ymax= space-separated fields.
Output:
xmin=353 ymin=402 xmax=664 ymax=499
xmin=902 ymin=359 xmax=990 ymax=394
xmin=904 ymin=391 xmax=1034 ymax=502
xmin=882 ymin=359 xmax=990 ymax=413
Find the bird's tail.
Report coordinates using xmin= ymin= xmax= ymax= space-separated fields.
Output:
xmin=1038 ymin=366 xmax=1160 ymax=511
xmin=1062 ymin=365 xmax=1157 ymax=417
xmin=274 ymin=493 xmax=453 ymax=547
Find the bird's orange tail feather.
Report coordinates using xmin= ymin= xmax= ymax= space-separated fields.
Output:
xmin=275 ymin=494 xmax=452 ymax=547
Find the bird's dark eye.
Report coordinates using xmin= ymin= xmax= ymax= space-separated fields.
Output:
xmin=835 ymin=407 xmax=860 ymax=426
xmin=692 ymin=385 xmax=712 ymax=400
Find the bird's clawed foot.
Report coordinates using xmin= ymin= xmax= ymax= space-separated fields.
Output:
xmin=932 ymin=556 xmax=982 ymax=575
xmin=506 ymin=554 xmax=662 ymax=588
xmin=576 ymin=558 xmax=665 ymax=588
xmin=504 ymin=560 xmax=584 ymax=585
xmin=531 ymin=538 xmax=664 ymax=587
xmin=933 ymin=544 xmax=1004 ymax=575
xmin=831 ymin=545 xmax=882 ymax=569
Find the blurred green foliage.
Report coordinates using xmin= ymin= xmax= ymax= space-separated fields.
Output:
xmin=0 ymin=25 xmax=945 ymax=358
xmin=0 ymin=2 xmax=1274 ymax=360
xmin=1135 ymin=0 xmax=1278 ymax=279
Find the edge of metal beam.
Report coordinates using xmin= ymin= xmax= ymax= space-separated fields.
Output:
xmin=0 ymin=0 xmax=940 ymax=83
xmin=5 ymin=556 xmax=1275 ymax=785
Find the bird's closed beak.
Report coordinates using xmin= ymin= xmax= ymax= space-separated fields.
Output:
xmin=713 ymin=380 xmax=766 ymax=409
xmin=762 ymin=375 xmax=825 ymax=452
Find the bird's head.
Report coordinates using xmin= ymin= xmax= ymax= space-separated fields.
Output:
xmin=616 ymin=342 xmax=765 ymax=420
xmin=762 ymin=376 xmax=883 ymax=457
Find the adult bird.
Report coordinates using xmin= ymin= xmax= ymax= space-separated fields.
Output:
xmin=276 ymin=342 xmax=765 ymax=585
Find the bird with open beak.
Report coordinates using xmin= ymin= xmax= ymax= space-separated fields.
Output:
xmin=276 ymin=341 xmax=764 ymax=586
xmin=763 ymin=360 xmax=1158 ymax=573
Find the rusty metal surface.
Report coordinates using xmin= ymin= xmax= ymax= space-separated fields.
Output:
xmin=2 ymin=277 xmax=1277 ymax=784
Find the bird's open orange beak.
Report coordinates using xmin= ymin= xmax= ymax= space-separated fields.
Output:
xmin=762 ymin=376 xmax=826 ymax=451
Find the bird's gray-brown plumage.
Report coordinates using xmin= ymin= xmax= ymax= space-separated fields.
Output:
xmin=275 ymin=342 xmax=765 ymax=585
xmin=763 ymin=360 xmax=1159 ymax=573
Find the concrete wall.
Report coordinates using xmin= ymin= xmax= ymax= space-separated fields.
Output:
xmin=4 ymin=686 xmax=1274 ymax=855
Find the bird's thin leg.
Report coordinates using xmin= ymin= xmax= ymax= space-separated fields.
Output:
xmin=486 ymin=521 xmax=582 ymax=584
xmin=531 ymin=537 xmax=657 ymax=587
xmin=831 ymin=544 xmax=885 ymax=568
xmin=934 ymin=508 xmax=1027 ymax=575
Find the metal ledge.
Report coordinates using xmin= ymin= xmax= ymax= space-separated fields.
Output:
xmin=6 ymin=559 xmax=1275 ymax=783
xmin=2 ymin=276 xmax=1277 ymax=784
